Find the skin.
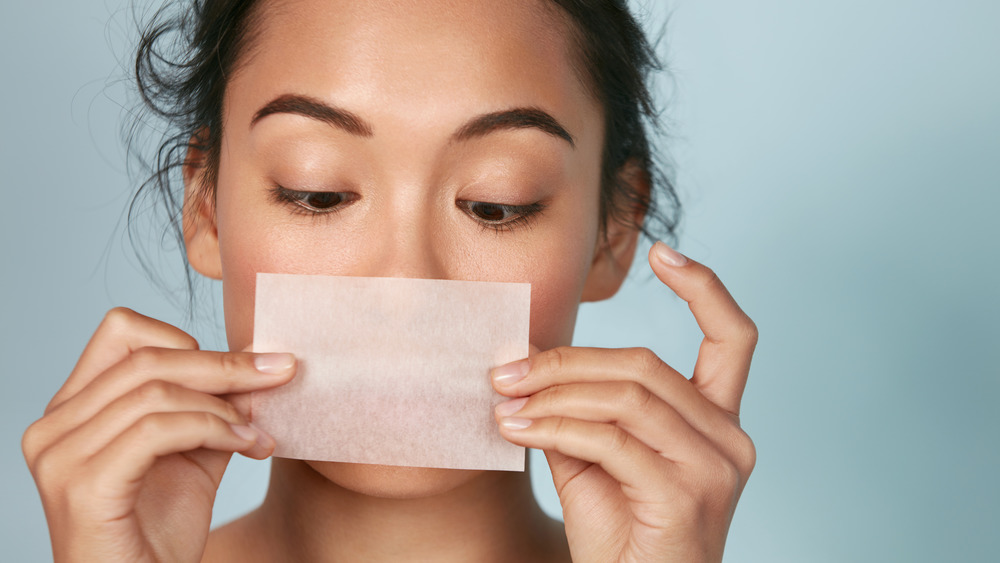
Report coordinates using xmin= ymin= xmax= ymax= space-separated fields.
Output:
xmin=22 ymin=0 xmax=757 ymax=561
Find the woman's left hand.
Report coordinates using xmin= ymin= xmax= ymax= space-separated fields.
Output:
xmin=492 ymin=242 xmax=757 ymax=563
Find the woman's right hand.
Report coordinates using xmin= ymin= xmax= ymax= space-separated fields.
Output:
xmin=21 ymin=307 xmax=296 ymax=562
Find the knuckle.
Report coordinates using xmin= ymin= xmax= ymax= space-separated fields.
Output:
xmin=618 ymin=381 xmax=654 ymax=412
xmin=101 ymin=307 xmax=137 ymax=333
xmin=737 ymin=316 xmax=759 ymax=349
xmin=537 ymin=383 xmax=563 ymax=407
xmin=218 ymin=352 xmax=242 ymax=376
xmin=628 ymin=347 xmax=661 ymax=371
xmin=733 ymin=430 xmax=757 ymax=476
xmin=220 ymin=399 xmax=243 ymax=424
xmin=542 ymin=346 xmax=570 ymax=374
xmin=21 ymin=420 xmax=44 ymax=466
xmin=133 ymin=379 xmax=175 ymax=405
xmin=101 ymin=307 xmax=199 ymax=350
xmin=606 ymin=425 xmax=631 ymax=454
xmin=174 ymin=330 xmax=200 ymax=351
xmin=550 ymin=416 xmax=571 ymax=441
xmin=127 ymin=346 xmax=162 ymax=375
xmin=135 ymin=412 xmax=170 ymax=436
xmin=700 ymin=268 xmax=723 ymax=292
xmin=196 ymin=410 xmax=225 ymax=432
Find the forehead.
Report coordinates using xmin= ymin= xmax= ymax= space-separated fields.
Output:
xmin=225 ymin=0 xmax=598 ymax=134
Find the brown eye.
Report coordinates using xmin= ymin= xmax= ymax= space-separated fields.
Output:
xmin=468 ymin=202 xmax=510 ymax=222
xmin=273 ymin=186 xmax=358 ymax=214
xmin=302 ymin=192 xmax=345 ymax=210
xmin=457 ymin=199 xmax=545 ymax=232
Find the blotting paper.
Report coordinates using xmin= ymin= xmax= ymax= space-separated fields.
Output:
xmin=250 ymin=273 xmax=529 ymax=471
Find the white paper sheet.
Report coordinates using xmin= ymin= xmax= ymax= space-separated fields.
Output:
xmin=250 ymin=273 xmax=529 ymax=471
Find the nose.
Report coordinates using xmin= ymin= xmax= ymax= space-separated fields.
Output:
xmin=359 ymin=201 xmax=451 ymax=281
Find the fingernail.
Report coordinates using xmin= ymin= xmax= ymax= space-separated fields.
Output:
xmin=492 ymin=359 xmax=529 ymax=385
xmin=230 ymin=424 xmax=259 ymax=442
xmin=501 ymin=417 xmax=533 ymax=430
xmin=254 ymin=353 xmax=295 ymax=374
xmin=249 ymin=422 xmax=275 ymax=449
xmin=495 ymin=397 xmax=528 ymax=417
xmin=653 ymin=241 xmax=688 ymax=267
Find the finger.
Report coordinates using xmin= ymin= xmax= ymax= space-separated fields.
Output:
xmin=494 ymin=381 xmax=721 ymax=462
xmin=49 ymin=308 xmax=200 ymax=412
xmin=497 ymin=416 xmax=677 ymax=504
xmin=45 ymin=348 xmax=295 ymax=434
xmin=71 ymin=412 xmax=272 ymax=508
xmin=492 ymin=346 xmax=728 ymax=436
xmin=648 ymin=242 xmax=758 ymax=414
xmin=222 ymin=345 xmax=256 ymax=418
xmin=28 ymin=381 xmax=257 ymax=470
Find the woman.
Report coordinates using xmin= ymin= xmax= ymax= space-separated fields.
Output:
xmin=22 ymin=0 xmax=757 ymax=560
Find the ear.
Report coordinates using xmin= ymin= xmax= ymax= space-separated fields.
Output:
xmin=581 ymin=160 xmax=649 ymax=302
xmin=182 ymin=133 xmax=223 ymax=280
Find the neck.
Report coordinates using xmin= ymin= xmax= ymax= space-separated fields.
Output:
xmin=250 ymin=458 xmax=567 ymax=562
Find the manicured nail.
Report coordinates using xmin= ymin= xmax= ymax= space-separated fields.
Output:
xmin=492 ymin=359 xmax=529 ymax=385
xmin=653 ymin=241 xmax=688 ymax=267
xmin=230 ymin=424 xmax=259 ymax=442
xmin=501 ymin=417 xmax=533 ymax=430
xmin=254 ymin=353 xmax=295 ymax=374
xmin=495 ymin=397 xmax=528 ymax=417
xmin=249 ymin=422 xmax=275 ymax=449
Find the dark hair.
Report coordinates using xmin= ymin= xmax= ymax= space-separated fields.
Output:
xmin=126 ymin=0 xmax=681 ymax=303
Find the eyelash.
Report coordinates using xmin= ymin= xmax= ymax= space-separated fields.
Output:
xmin=270 ymin=185 xmax=545 ymax=233
xmin=456 ymin=200 xmax=545 ymax=233
xmin=269 ymin=185 xmax=358 ymax=218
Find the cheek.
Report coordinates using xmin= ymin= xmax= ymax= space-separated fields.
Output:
xmin=214 ymin=190 xmax=324 ymax=351
xmin=216 ymin=222 xmax=263 ymax=352
xmin=517 ymin=241 xmax=594 ymax=351
xmin=215 ymin=217 xmax=368 ymax=352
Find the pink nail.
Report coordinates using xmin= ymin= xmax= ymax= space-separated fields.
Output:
xmin=653 ymin=241 xmax=688 ymax=267
xmin=492 ymin=359 xmax=529 ymax=385
xmin=501 ymin=417 xmax=533 ymax=430
xmin=495 ymin=397 xmax=528 ymax=417
xmin=254 ymin=353 xmax=295 ymax=374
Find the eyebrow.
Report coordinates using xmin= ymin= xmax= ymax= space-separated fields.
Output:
xmin=452 ymin=107 xmax=575 ymax=147
xmin=251 ymin=94 xmax=373 ymax=136
xmin=250 ymin=94 xmax=575 ymax=148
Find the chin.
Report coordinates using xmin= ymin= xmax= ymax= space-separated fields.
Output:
xmin=303 ymin=460 xmax=487 ymax=500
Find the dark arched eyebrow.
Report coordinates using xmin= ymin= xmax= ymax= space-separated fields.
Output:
xmin=451 ymin=107 xmax=575 ymax=148
xmin=251 ymin=94 xmax=373 ymax=136
xmin=250 ymin=94 xmax=574 ymax=148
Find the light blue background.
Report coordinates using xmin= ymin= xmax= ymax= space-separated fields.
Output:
xmin=2 ymin=1 xmax=997 ymax=561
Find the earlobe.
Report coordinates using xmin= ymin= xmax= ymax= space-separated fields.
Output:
xmin=182 ymin=137 xmax=223 ymax=280
xmin=580 ymin=160 xmax=648 ymax=302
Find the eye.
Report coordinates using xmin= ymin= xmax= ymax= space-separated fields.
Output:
xmin=299 ymin=192 xmax=346 ymax=210
xmin=468 ymin=202 xmax=512 ymax=222
xmin=271 ymin=186 xmax=358 ymax=214
xmin=457 ymin=200 xmax=545 ymax=232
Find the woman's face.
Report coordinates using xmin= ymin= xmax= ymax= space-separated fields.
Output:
xmin=187 ymin=0 xmax=634 ymax=496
